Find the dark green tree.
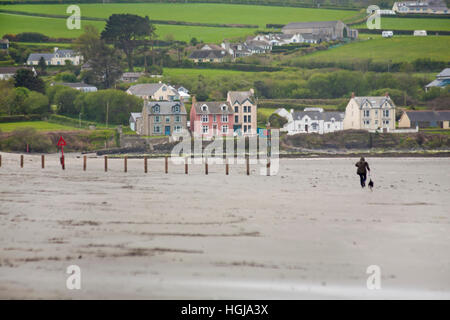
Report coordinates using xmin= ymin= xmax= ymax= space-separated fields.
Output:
xmin=101 ymin=14 xmax=155 ymax=71
xmin=37 ymin=56 xmax=47 ymax=75
xmin=14 ymin=68 xmax=45 ymax=93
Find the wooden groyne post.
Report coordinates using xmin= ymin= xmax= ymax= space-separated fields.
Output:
xmin=165 ymin=156 xmax=168 ymax=174
xmin=41 ymin=155 xmax=45 ymax=169
xmin=144 ymin=156 xmax=148 ymax=173
xmin=104 ymin=156 xmax=108 ymax=172
xmin=225 ymin=159 xmax=229 ymax=175
xmin=20 ymin=155 xmax=24 ymax=168
xmin=246 ymin=155 xmax=249 ymax=176
xmin=124 ymin=156 xmax=128 ymax=173
xmin=83 ymin=155 xmax=87 ymax=171
xmin=185 ymin=157 xmax=188 ymax=174
xmin=205 ymin=157 xmax=208 ymax=175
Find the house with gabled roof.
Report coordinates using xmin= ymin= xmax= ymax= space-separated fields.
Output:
xmin=129 ymin=112 xmax=142 ymax=132
xmin=127 ymin=82 xmax=179 ymax=101
xmin=227 ymin=89 xmax=257 ymax=135
xmin=190 ymin=96 xmax=234 ymax=138
xmin=137 ymin=101 xmax=187 ymax=136
xmin=275 ymin=107 xmax=344 ymax=135
xmin=27 ymin=47 xmax=82 ymax=66
xmin=425 ymin=68 xmax=450 ymax=92
xmin=188 ymin=49 xmax=229 ymax=63
xmin=399 ymin=110 xmax=450 ymax=129
xmin=343 ymin=92 xmax=396 ymax=132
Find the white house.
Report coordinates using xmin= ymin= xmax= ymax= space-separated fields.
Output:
xmin=0 ymin=66 xmax=36 ymax=80
xmin=425 ymin=68 xmax=450 ymax=92
xmin=127 ymin=82 xmax=180 ymax=101
xmin=129 ymin=112 xmax=142 ymax=131
xmin=27 ymin=47 xmax=82 ymax=66
xmin=275 ymin=107 xmax=344 ymax=135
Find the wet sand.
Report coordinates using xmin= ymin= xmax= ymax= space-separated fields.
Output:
xmin=0 ymin=152 xmax=449 ymax=299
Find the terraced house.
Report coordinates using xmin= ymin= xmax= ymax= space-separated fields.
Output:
xmin=343 ymin=93 xmax=396 ymax=132
xmin=136 ymin=101 xmax=187 ymax=136
xmin=190 ymin=96 xmax=234 ymax=138
xmin=227 ymin=89 xmax=257 ymax=135
xmin=27 ymin=47 xmax=82 ymax=66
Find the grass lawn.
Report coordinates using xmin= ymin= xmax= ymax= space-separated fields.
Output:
xmin=1 ymin=3 xmax=358 ymax=27
xmin=297 ymin=36 xmax=450 ymax=63
xmin=163 ymin=67 xmax=257 ymax=77
xmin=356 ymin=17 xmax=450 ymax=31
xmin=0 ymin=13 xmax=257 ymax=43
xmin=0 ymin=121 xmax=80 ymax=132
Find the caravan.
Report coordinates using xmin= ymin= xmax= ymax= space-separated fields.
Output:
xmin=382 ymin=31 xmax=394 ymax=38
xmin=414 ymin=30 xmax=427 ymax=36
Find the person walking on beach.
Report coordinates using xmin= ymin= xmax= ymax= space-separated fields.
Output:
xmin=355 ymin=157 xmax=370 ymax=188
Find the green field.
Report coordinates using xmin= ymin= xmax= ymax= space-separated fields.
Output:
xmin=163 ymin=67 xmax=257 ymax=77
xmin=0 ymin=12 xmax=259 ymax=43
xmin=296 ymin=36 xmax=450 ymax=63
xmin=0 ymin=121 xmax=80 ymax=132
xmin=356 ymin=17 xmax=450 ymax=31
xmin=1 ymin=3 xmax=358 ymax=26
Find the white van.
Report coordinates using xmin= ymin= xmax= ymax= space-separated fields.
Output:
xmin=414 ymin=30 xmax=427 ymax=36
xmin=382 ymin=31 xmax=394 ymax=38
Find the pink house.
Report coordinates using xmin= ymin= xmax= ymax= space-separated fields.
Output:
xmin=190 ymin=96 xmax=235 ymax=137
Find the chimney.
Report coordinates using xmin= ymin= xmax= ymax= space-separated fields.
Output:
xmin=191 ymin=95 xmax=196 ymax=105
xmin=290 ymin=109 xmax=294 ymax=114
xmin=54 ymin=47 xmax=58 ymax=53
xmin=385 ymin=92 xmax=389 ymax=97
xmin=351 ymin=92 xmax=355 ymax=98
xmin=249 ymin=88 xmax=254 ymax=95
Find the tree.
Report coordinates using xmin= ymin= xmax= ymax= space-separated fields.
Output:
xmin=190 ymin=37 xmax=198 ymax=46
xmin=75 ymin=26 xmax=123 ymax=88
xmin=101 ymin=14 xmax=155 ymax=71
xmin=37 ymin=56 xmax=47 ymax=75
xmin=24 ymin=91 xmax=50 ymax=114
xmin=14 ymin=68 xmax=45 ymax=93
xmin=55 ymin=87 xmax=80 ymax=116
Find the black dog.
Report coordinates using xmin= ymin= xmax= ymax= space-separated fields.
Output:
xmin=368 ymin=179 xmax=374 ymax=190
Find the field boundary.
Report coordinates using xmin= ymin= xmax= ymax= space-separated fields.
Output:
xmin=357 ymin=28 xmax=450 ymax=35
xmin=0 ymin=9 xmax=259 ymax=28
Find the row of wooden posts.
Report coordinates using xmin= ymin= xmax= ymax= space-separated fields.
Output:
xmin=0 ymin=154 xmax=272 ymax=176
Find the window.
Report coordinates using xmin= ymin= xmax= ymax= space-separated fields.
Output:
xmin=162 ymin=86 xmax=167 ymax=91
xmin=153 ymin=105 xmax=160 ymax=113
xmin=234 ymin=106 xmax=238 ymax=113
xmin=202 ymin=105 xmax=208 ymax=111
xmin=244 ymin=115 xmax=247 ymax=123
xmin=159 ymin=96 xmax=164 ymax=101
xmin=202 ymin=126 xmax=209 ymax=134
xmin=248 ymin=106 xmax=251 ymax=113
xmin=248 ymin=115 xmax=251 ymax=123
xmin=154 ymin=116 xmax=160 ymax=123
xmin=166 ymin=116 xmax=170 ymax=123
xmin=364 ymin=110 xmax=370 ymax=117
xmin=175 ymin=115 xmax=181 ymax=123
xmin=244 ymin=125 xmax=247 ymax=133
xmin=383 ymin=110 xmax=390 ymax=117
xmin=327 ymin=124 xmax=331 ymax=129
xmin=201 ymin=114 xmax=208 ymax=123
xmin=213 ymin=115 xmax=217 ymax=122
xmin=235 ymin=115 xmax=239 ymax=123
xmin=222 ymin=125 xmax=228 ymax=134
xmin=248 ymin=125 xmax=251 ymax=132
xmin=375 ymin=110 xmax=378 ymax=116
xmin=174 ymin=125 xmax=181 ymax=133
xmin=243 ymin=106 xmax=247 ymax=113
xmin=173 ymin=105 xmax=180 ymax=113
xmin=221 ymin=105 xmax=227 ymax=111
xmin=221 ymin=115 xmax=228 ymax=123
xmin=154 ymin=125 xmax=161 ymax=134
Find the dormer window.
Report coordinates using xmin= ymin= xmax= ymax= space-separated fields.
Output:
xmin=201 ymin=104 xmax=208 ymax=111
xmin=172 ymin=104 xmax=180 ymax=113
xmin=162 ymin=86 xmax=167 ymax=91
xmin=221 ymin=105 xmax=227 ymax=111
xmin=153 ymin=105 xmax=160 ymax=113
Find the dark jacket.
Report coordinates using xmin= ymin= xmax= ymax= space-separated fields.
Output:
xmin=355 ymin=160 xmax=370 ymax=174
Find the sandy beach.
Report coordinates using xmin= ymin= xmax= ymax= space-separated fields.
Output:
xmin=0 ymin=152 xmax=449 ymax=299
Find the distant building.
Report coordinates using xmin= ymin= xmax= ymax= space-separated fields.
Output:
xmin=393 ymin=0 xmax=448 ymax=14
xmin=275 ymin=107 xmax=344 ymax=135
xmin=27 ymin=47 xmax=82 ymax=66
xmin=129 ymin=112 xmax=142 ymax=131
xmin=127 ymin=82 xmax=179 ymax=101
xmin=53 ymin=82 xmax=97 ymax=93
xmin=190 ymin=97 xmax=235 ymax=138
xmin=121 ymin=72 xmax=144 ymax=83
xmin=343 ymin=93 xmax=396 ymax=132
xmin=282 ymin=21 xmax=358 ymax=41
xmin=137 ymin=101 xmax=187 ymax=136
xmin=0 ymin=66 xmax=36 ymax=80
xmin=399 ymin=110 xmax=450 ymax=129
xmin=171 ymin=85 xmax=190 ymax=102
xmin=0 ymin=39 xmax=9 ymax=50
xmin=189 ymin=44 xmax=229 ymax=63
xmin=227 ymin=89 xmax=257 ymax=135
xmin=425 ymin=68 xmax=450 ymax=91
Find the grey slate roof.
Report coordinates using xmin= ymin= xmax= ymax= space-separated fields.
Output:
xmin=437 ymin=68 xmax=450 ymax=79
xmin=293 ymin=110 xmax=344 ymax=121
xmin=228 ymin=90 xmax=255 ymax=105
xmin=128 ymin=83 xmax=164 ymax=96
xmin=27 ymin=53 xmax=54 ymax=62
xmin=130 ymin=112 xmax=142 ymax=122
xmin=189 ymin=50 xmax=227 ymax=59
xmin=282 ymin=21 xmax=340 ymax=30
xmin=405 ymin=111 xmax=450 ymax=122
xmin=145 ymin=101 xmax=186 ymax=115
xmin=193 ymin=102 xmax=233 ymax=115
xmin=0 ymin=66 xmax=33 ymax=74
xmin=59 ymin=82 xmax=96 ymax=88
xmin=353 ymin=96 xmax=395 ymax=108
